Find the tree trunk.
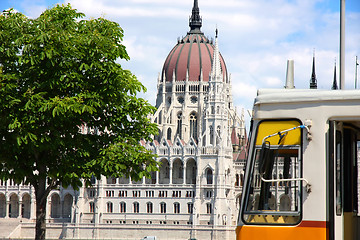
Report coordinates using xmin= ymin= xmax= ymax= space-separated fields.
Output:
xmin=34 ymin=177 xmax=48 ymax=240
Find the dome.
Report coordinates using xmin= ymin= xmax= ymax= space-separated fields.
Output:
xmin=161 ymin=0 xmax=227 ymax=83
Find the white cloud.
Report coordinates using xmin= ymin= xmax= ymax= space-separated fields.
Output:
xmin=4 ymin=0 xmax=360 ymax=116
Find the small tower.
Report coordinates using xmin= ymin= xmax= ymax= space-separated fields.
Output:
xmin=310 ymin=51 xmax=317 ymax=89
xmin=332 ymin=60 xmax=338 ymax=90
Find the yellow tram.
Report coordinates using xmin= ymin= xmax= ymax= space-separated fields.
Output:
xmin=236 ymin=89 xmax=360 ymax=240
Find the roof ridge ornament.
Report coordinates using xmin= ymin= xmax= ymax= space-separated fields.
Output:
xmin=189 ymin=0 xmax=203 ymax=34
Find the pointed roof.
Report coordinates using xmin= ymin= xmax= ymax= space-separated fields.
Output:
xmin=210 ymin=29 xmax=223 ymax=81
xmin=332 ymin=62 xmax=338 ymax=90
xmin=189 ymin=0 xmax=202 ymax=34
xmin=310 ymin=52 xmax=317 ymax=89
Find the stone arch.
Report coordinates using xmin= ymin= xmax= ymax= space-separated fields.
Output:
xmin=63 ymin=194 xmax=73 ymax=219
xmin=279 ymin=194 xmax=291 ymax=211
xmin=159 ymin=158 xmax=170 ymax=184
xmin=172 ymin=158 xmax=183 ymax=184
xmin=50 ymin=193 xmax=61 ymax=218
xmin=268 ymin=194 xmax=276 ymax=210
xmin=0 ymin=193 xmax=5 ymax=217
xmin=9 ymin=193 xmax=19 ymax=218
xmin=21 ymin=193 xmax=31 ymax=219
xmin=185 ymin=158 xmax=197 ymax=184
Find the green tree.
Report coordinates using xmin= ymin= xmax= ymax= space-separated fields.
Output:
xmin=0 ymin=4 xmax=158 ymax=240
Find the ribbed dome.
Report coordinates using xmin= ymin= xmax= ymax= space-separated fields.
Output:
xmin=161 ymin=0 xmax=227 ymax=83
xmin=161 ymin=34 xmax=227 ymax=82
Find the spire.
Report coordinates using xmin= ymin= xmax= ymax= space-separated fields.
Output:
xmin=332 ymin=60 xmax=338 ymax=90
xmin=310 ymin=50 xmax=317 ymax=89
xmin=210 ymin=29 xmax=222 ymax=80
xmin=189 ymin=0 xmax=202 ymax=34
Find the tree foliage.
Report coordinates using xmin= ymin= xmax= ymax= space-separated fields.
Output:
xmin=0 ymin=4 xmax=157 ymax=239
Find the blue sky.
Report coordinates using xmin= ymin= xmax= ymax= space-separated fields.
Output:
xmin=1 ymin=0 xmax=360 ymax=121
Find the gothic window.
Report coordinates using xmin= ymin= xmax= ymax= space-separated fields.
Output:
xmin=217 ymin=125 xmax=221 ymax=144
xmin=190 ymin=96 xmax=198 ymax=103
xmin=217 ymin=106 xmax=220 ymax=114
xmin=133 ymin=202 xmax=139 ymax=213
xmin=190 ymin=112 xmax=198 ymax=140
xmin=209 ymin=126 xmax=214 ymax=145
xmin=159 ymin=110 xmax=162 ymax=124
xmin=167 ymin=128 xmax=172 ymax=140
xmin=211 ymin=106 xmax=215 ymax=114
xmin=206 ymin=168 xmax=213 ymax=185
xmin=177 ymin=112 xmax=182 ymax=139
xmin=177 ymin=96 xmax=184 ymax=104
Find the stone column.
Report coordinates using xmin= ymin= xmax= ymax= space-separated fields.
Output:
xmin=169 ymin=166 xmax=173 ymax=185
xmin=156 ymin=171 xmax=159 ymax=185
xmin=5 ymin=200 xmax=9 ymax=218
xmin=18 ymin=200 xmax=22 ymax=218
xmin=183 ymin=161 xmax=186 ymax=184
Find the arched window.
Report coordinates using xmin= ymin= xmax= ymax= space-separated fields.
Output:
xmin=206 ymin=168 xmax=213 ymax=185
xmin=235 ymin=174 xmax=239 ymax=186
xmin=206 ymin=203 xmax=212 ymax=214
xmin=89 ymin=202 xmax=95 ymax=213
xmin=177 ymin=112 xmax=182 ymax=139
xmin=50 ymin=194 xmax=60 ymax=218
xmin=133 ymin=202 xmax=139 ymax=213
xmin=209 ymin=126 xmax=214 ymax=145
xmin=174 ymin=202 xmax=180 ymax=214
xmin=120 ymin=202 xmax=126 ymax=213
xmin=107 ymin=202 xmax=113 ymax=213
xmin=187 ymin=203 xmax=193 ymax=214
xmin=190 ymin=112 xmax=198 ymax=140
xmin=160 ymin=202 xmax=166 ymax=213
xmin=211 ymin=106 xmax=215 ymax=114
xmin=147 ymin=202 xmax=153 ymax=213
xmin=63 ymin=194 xmax=73 ymax=218
xmin=167 ymin=128 xmax=172 ymax=140
xmin=217 ymin=126 xmax=221 ymax=144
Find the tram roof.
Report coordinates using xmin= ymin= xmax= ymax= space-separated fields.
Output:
xmin=255 ymin=89 xmax=360 ymax=105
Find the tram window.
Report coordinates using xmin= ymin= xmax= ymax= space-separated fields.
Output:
xmin=242 ymin=120 xmax=302 ymax=225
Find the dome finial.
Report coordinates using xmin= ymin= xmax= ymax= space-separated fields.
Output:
xmin=189 ymin=0 xmax=202 ymax=34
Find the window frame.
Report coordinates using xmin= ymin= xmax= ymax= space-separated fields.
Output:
xmin=241 ymin=119 xmax=304 ymax=226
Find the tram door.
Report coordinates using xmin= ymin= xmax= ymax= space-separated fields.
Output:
xmin=329 ymin=121 xmax=359 ymax=240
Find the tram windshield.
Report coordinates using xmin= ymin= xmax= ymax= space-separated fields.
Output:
xmin=242 ymin=120 xmax=303 ymax=225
